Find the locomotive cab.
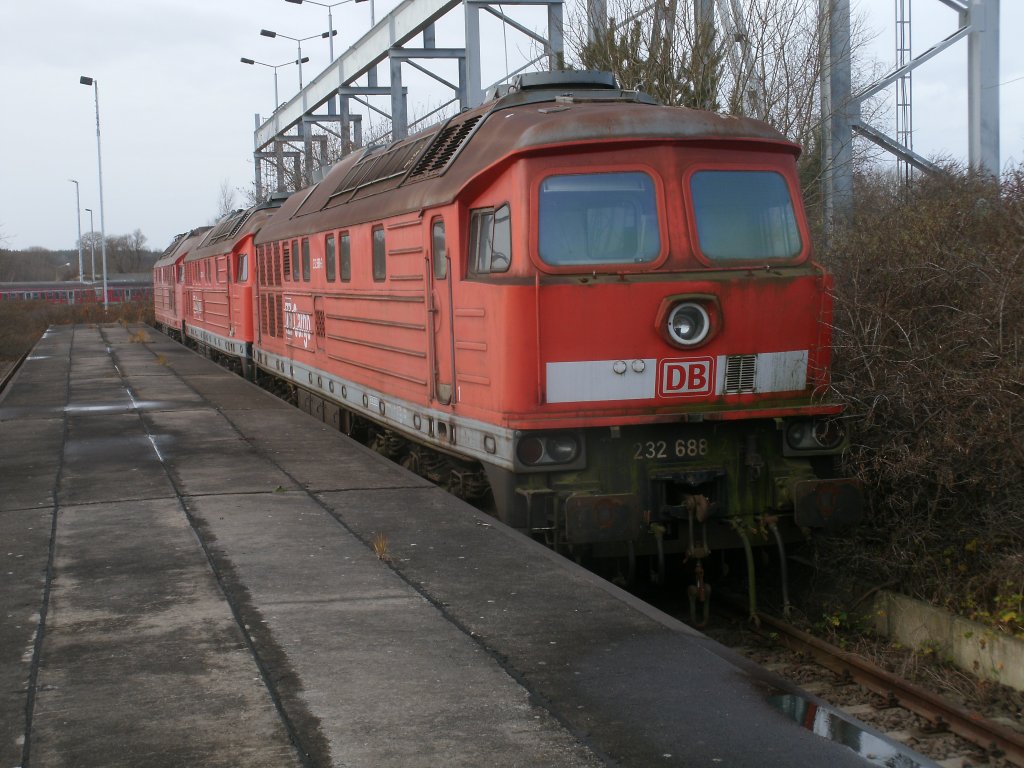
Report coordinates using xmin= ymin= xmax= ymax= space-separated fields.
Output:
xmin=442 ymin=76 xmax=863 ymax=584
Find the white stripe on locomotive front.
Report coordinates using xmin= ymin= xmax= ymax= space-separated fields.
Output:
xmin=546 ymin=350 xmax=809 ymax=404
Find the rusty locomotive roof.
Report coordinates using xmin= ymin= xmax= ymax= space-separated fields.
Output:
xmin=185 ymin=197 xmax=286 ymax=263
xmin=256 ymin=72 xmax=797 ymax=245
xmin=153 ymin=227 xmax=212 ymax=269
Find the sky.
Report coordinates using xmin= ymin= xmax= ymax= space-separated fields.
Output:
xmin=0 ymin=0 xmax=1020 ymax=254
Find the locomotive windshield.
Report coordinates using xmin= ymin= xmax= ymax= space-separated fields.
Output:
xmin=538 ymin=172 xmax=660 ymax=266
xmin=689 ymin=171 xmax=802 ymax=262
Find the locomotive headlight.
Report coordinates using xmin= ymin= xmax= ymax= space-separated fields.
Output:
xmin=785 ymin=419 xmax=845 ymax=453
xmin=812 ymin=419 xmax=844 ymax=450
xmin=786 ymin=422 xmax=811 ymax=450
xmin=517 ymin=436 xmax=546 ymax=465
xmin=667 ymin=302 xmax=710 ymax=346
xmin=516 ymin=433 xmax=582 ymax=467
xmin=546 ymin=435 xmax=579 ymax=463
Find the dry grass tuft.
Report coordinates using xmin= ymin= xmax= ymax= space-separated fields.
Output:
xmin=371 ymin=532 xmax=391 ymax=561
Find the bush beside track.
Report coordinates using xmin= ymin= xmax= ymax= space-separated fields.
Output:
xmin=817 ymin=167 xmax=1024 ymax=636
xmin=0 ymin=300 xmax=154 ymax=361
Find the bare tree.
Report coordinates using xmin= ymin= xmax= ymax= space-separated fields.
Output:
xmin=103 ymin=229 xmax=149 ymax=273
xmin=216 ymin=179 xmax=238 ymax=220
xmin=573 ymin=0 xmax=724 ymax=109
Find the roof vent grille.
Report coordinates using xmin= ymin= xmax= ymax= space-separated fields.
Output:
xmin=405 ymin=115 xmax=482 ymax=182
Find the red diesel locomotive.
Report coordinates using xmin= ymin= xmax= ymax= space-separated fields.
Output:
xmin=153 ymin=227 xmax=211 ymax=336
xmin=160 ymin=71 xmax=861 ymax=591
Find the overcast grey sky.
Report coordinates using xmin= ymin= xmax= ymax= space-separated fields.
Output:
xmin=0 ymin=0 xmax=1019 ymax=253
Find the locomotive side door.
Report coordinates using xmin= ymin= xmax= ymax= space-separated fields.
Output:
xmin=427 ymin=217 xmax=455 ymax=406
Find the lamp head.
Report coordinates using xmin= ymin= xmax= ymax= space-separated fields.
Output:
xmin=79 ymin=75 xmax=94 ymax=86
xmin=260 ymin=29 xmax=277 ymax=38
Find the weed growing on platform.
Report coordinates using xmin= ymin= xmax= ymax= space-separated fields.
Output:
xmin=371 ymin=532 xmax=390 ymax=562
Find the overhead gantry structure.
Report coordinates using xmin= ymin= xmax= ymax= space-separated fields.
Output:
xmin=252 ymin=0 xmax=1001 ymax=227
xmin=822 ymin=0 xmax=1000 ymax=227
xmin=253 ymin=0 xmax=564 ymax=196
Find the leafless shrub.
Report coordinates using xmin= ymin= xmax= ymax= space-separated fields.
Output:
xmin=0 ymin=300 xmax=155 ymax=360
xmin=817 ymin=166 xmax=1024 ymax=618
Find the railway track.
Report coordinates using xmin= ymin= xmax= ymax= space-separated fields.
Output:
xmin=0 ymin=352 xmax=27 ymax=394
xmin=702 ymin=599 xmax=1024 ymax=767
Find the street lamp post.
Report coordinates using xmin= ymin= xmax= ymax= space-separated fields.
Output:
xmin=259 ymin=28 xmax=337 ymax=89
xmin=84 ymin=207 xmax=96 ymax=282
xmin=241 ymin=56 xmax=309 ymax=110
xmin=68 ymin=178 xmax=84 ymax=280
xmin=79 ymin=75 xmax=109 ymax=310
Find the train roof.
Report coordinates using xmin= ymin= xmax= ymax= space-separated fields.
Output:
xmin=257 ymin=71 xmax=796 ymax=244
xmin=154 ymin=227 xmax=212 ymax=268
xmin=185 ymin=197 xmax=287 ymax=263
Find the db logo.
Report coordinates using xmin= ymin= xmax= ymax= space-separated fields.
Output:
xmin=659 ymin=357 xmax=715 ymax=398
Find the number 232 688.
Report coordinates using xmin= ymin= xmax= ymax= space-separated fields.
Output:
xmin=633 ymin=438 xmax=709 ymax=460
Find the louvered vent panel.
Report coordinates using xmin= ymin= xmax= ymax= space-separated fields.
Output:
xmin=405 ymin=116 xmax=482 ymax=181
xmin=315 ymin=310 xmax=326 ymax=338
xmin=332 ymin=135 xmax=433 ymax=198
xmin=274 ymin=294 xmax=284 ymax=338
xmin=724 ymin=355 xmax=757 ymax=394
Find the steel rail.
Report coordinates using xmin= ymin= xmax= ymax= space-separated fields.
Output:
xmin=755 ymin=611 xmax=1024 ymax=766
xmin=0 ymin=352 xmax=28 ymax=394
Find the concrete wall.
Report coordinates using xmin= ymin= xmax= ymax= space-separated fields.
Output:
xmin=871 ymin=591 xmax=1024 ymax=692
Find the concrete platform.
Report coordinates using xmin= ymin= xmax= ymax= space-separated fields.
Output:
xmin=0 ymin=324 xmax=929 ymax=767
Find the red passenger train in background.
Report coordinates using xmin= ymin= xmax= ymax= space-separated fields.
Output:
xmin=155 ymin=71 xmax=861 ymax=597
xmin=0 ymin=278 xmax=152 ymax=305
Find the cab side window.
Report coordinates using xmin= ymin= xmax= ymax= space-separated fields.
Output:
xmin=468 ymin=204 xmax=511 ymax=275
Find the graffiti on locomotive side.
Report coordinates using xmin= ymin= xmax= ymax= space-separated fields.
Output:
xmin=283 ymin=298 xmax=313 ymax=349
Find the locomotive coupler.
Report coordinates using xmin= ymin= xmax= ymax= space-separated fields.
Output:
xmin=688 ymin=561 xmax=712 ymax=627
xmin=685 ymin=496 xmax=711 ymax=560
